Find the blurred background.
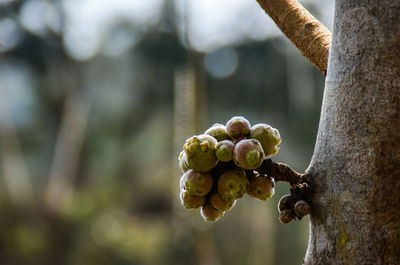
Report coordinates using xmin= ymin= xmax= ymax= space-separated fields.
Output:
xmin=0 ymin=0 xmax=333 ymax=264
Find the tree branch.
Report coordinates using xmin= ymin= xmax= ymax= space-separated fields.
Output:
xmin=257 ymin=0 xmax=331 ymax=74
xmin=45 ymin=89 xmax=89 ymax=213
xmin=257 ymin=159 xmax=301 ymax=185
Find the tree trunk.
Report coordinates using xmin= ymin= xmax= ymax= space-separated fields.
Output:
xmin=304 ymin=1 xmax=400 ymax=264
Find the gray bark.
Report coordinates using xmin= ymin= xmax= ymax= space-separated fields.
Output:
xmin=304 ymin=1 xmax=400 ymax=264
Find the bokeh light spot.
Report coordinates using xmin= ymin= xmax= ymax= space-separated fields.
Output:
xmin=204 ymin=47 xmax=239 ymax=79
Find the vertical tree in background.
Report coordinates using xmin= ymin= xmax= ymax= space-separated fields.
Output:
xmin=256 ymin=0 xmax=400 ymax=263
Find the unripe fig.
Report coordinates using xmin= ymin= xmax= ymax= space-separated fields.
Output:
xmin=180 ymin=190 xmax=206 ymax=209
xmin=180 ymin=170 xmax=213 ymax=196
xmin=205 ymin=123 xmax=230 ymax=141
xmin=297 ymin=182 xmax=312 ymax=195
xmin=217 ymin=168 xmax=249 ymax=201
xmin=294 ymin=200 xmax=310 ymax=217
xmin=278 ymin=194 xmax=294 ymax=212
xmin=226 ymin=116 xmax=251 ymax=141
xmin=178 ymin=151 xmax=190 ymax=173
xmin=233 ymin=139 xmax=265 ymax=170
xmin=250 ymin=123 xmax=282 ymax=158
xmin=209 ymin=192 xmax=236 ymax=212
xmin=200 ymin=204 xmax=224 ymax=222
xmin=279 ymin=209 xmax=295 ymax=224
xmin=183 ymin=134 xmax=218 ymax=172
xmin=215 ymin=140 xmax=235 ymax=162
xmin=248 ymin=174 xmax=275 ymax=201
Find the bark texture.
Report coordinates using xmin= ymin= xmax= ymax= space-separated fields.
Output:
xmin=256 ymin=0 xmax=331 ymax=74
xmin=304 ymin=1 xmax=400 ymax=264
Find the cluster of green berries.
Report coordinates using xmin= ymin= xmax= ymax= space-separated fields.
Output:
xmin=178 ymin=116 xmax=282 ymax=222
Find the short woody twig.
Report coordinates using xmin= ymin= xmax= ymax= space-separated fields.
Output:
xmin=257 ymin=158 xmax=302 ymax=186
xmin=255 ymin=159 xmax=312 ymax=223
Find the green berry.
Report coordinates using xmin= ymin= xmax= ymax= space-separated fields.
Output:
xmin=248 ymin=174 xmax=275 ymax=201
xmin=209 ymin=192 xmax=236 ymax=212
xmin=250 ymin=123 xmax=282 ymax=158
xmin=233 ymin=139 xmax=265 ymax=170
xmin=180 ymin=170 xmax=213 ymax=196
xmin=215 ymin=140 xmax=235 ymax=162
xmin=200 ymin=204 xmax=224 ymax=222
xmin=226 ymin=116 xmax=251 ymax=141
xmin=183 ymin=134 xmax=218 ymax=172
xmin=178 ymin=151 xmax=190 ymax=173
xmin=217 ymin=168 xmax=249 ymax=201
xmin=205 ymin=123 xmax=230 ymax=141
xmin=180 ymin=190 xmax=206 ymax=209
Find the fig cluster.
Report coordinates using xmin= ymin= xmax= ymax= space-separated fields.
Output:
xmin=178 ymin=116 xmax=281 ymax=222
xmin=278 ymin=183 xmax=311 ymax=223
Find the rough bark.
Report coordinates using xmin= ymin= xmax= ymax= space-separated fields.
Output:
xmin=256 ymin=0 xmax=331 ymax=74
xmin=304 ymin=1 xmax=400 ymax=264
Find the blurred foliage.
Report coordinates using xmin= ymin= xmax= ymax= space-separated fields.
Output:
xmin=0 ymin=0 xmax=325 ymax=264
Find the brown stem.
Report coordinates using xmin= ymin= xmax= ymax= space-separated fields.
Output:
xmin=257 ymin=159 xmax=301 ymax=185
xmin=256 ymin=159 xmax=310 ymax=223
xmin=256 ymin=0 xmax=331 ymax=74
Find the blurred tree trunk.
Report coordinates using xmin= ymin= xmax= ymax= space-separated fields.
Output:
xmin=304 ymin=0 xmax=400 ymax=264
